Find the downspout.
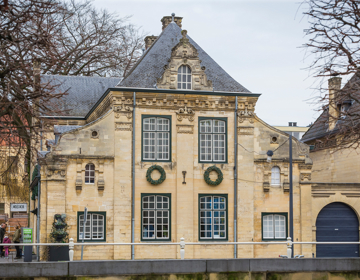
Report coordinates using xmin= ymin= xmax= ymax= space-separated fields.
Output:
xmin=36 ymin=165 xmax=40 ymax=261
xmin=37 ymin=125 xmax=42 ymax=261
xmin=131 ymin=92 xmax=136 ymax=260
xmin=234 ymin=96 xmax=238 ymax=259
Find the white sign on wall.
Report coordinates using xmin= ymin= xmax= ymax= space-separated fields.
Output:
xmin=10 ymin=203 xmax=27 ymax=212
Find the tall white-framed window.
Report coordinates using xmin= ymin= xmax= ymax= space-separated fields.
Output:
xmin=177 ymin=65 xmax=192 ymax=90
xmin=199 ymin=118 xmax=226 ymax=163
xmin=199 ymin=195 xmax=227 ymax=240
xmin=78 ymin=212 xmax=105 ymax=241
xmin=85 ymin=163 xmax=95 ymax=184
xmin=262 ymin=213 xmax=287 ymax=240
xmin=142 ymin=116 xmax=171 ymax=161
xmin=271 ymin=166 xmax=280 ymax=186
xmin=141 ymin=194 xmax=171 ymax=241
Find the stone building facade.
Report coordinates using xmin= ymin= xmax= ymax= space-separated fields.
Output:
xmin=34 ymin=16 xmax=315 ymax=260
xmin=302 ymin=76 xmax=360 ymax=258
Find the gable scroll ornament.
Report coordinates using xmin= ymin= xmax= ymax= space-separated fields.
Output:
xmin=176 ymin=105 xmax=195 ymax=122
xmin=238 ymin=106 xmax=254 ymax=124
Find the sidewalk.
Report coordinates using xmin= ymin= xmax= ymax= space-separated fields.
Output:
xmin=0 ymin=251 xmax=24 ymax=263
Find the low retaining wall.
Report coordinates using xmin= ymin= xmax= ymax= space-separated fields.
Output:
xmin=2 ymin=259 xmax=360 ymax=279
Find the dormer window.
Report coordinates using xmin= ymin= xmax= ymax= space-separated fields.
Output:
xmin=177 ymin=65 xmax=192 ymax=89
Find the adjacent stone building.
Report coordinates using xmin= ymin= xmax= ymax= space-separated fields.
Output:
xmin=302 ymin=75 xmax=360 ymax=258
xmin=34 ymin=15 xmax=315 ymax=260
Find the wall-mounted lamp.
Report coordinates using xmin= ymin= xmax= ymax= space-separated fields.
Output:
xmin=266 ymin=150 xmax=274 ymax=162
xmin=182 ymin=171 xmax=187 ymax=184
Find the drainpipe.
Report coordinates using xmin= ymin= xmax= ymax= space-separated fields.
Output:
xmin=36 ymin=165 xmax=40 ymax=261
xmin=36 ymin=124 xmax=42 ymax=261
xmin=234 ymin=96 xmax=238 ymax=259
xmin=131 ymin=92 xmax=136 ymax=260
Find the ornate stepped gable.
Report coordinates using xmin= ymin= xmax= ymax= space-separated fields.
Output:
xmin=157 ymin=30 xmax=212 ymax=91
xmin=118 ymin=21 xmax=250 ymax=93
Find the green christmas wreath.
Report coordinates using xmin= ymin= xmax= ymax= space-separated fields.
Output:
xmin=204 ymin=166 xmax=223 ymax=186
xmin=146 ymin=165 xmax=166 ymax=185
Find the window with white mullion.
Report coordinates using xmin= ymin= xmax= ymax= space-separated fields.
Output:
xmin=199 ymin=119 xmax=226 ymax=163
xmin=177 ymin=65 xmax=192 ymax=90
xmin=262 ymin=214 xmax=287 ymax=240
xmin=143 ymin=117 xmax=170 ymax=161
xmin=199 ymin=195 xmax=227 ymax=240
xmin=78 ymin=213 xmax=105 ymax=241
xmin=142 ymin=195 xmax=170 ymax=240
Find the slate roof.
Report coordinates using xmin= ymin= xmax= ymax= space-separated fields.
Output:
xmin=302 ymin=74 xmax=360 ymax=142
xmin=54 ymin=125 xmax=83 ymax=134
xmin=118 ymin=22 xmax=250 ymax=93
xmin=41 ymin=75 xmax=121 ymax=117
xmin=301 ymin=110 xmax=329 ymax=142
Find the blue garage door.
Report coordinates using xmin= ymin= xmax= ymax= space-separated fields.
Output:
xmin=316 ymin=202 xmax=359 ymax=257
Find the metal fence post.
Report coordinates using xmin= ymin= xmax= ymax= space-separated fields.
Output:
xmin=180 ymin=237 xmax=185 ymax=260
xmin=69 ymin=238 xmax=74 ymax=261
xmin=287 ymin=237 xmax=292 ymax=258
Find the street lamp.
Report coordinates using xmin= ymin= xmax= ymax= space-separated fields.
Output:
xmin=266 ymin=134 xmax=294 ymax=258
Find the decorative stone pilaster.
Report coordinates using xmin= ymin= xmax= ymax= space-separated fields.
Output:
xmin=75 ymin=159 xmax=82 ymax=192
xmin=98 ymin=160 xmax=105 ymax=191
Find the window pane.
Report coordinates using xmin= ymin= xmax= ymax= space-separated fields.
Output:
xmin=157 ymin=132 xmax=169 ymax=160
xmin=263 ymin=215 xmax=274 ymax=239
xmin=271 ymin=167 xmax=280 ymax=185
xmin=275 ymin=215 xmax=286 ymax=239
xmin=143 ymin=132 xmax=156 ymax=160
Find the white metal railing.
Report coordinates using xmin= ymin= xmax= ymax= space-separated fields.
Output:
xmin=17 ymin=237 xmax=360 ymax=261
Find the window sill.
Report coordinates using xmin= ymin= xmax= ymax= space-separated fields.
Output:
xmin=76 ymin=239 xmax=106 ymax=243
xmin=140 ymin=240 xmax=171 ymax=242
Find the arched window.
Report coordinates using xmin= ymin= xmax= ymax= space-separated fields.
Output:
xmin=85 ymin=163 xmax=95 ymax=184
xmin=177 ymin=65 xmax=192 ymax=89
xmin=271 ymin=166 xmax=280 ymax=185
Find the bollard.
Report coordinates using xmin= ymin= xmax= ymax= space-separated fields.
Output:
xmin=180 ymin=237 xmax=185 ymax=260
xmin=69 ymin=238 xmax=74 ymax=261
xmin=286 ymin=237 xmax=292 ymax=259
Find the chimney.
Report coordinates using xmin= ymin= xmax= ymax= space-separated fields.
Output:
xmin=328 ymin=76 xmax=342 ymax=130
xmin=144 ymin=35 xmax=158 ymax=50
xmin=161 ymin=14 xmax=183 ymax=31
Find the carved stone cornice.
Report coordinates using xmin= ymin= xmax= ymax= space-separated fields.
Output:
xmin=176 ymin=106 xmax=195 ymax=122
xmin=114 ymin=104 xmax=133 ymax=119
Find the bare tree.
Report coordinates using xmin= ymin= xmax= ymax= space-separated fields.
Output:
xmin=0 ymin=0 xmax=67 ymax=201
xmin=303 ymin=0 xmax=360 ymax=149
xmin=44 ymin=0 xmax=144 ymax=77
xmin=0 ymin=0 xmax=144 ymax=201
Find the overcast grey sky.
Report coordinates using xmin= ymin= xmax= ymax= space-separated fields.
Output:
xmin=93 ymin=0 xmax=320 ymax=127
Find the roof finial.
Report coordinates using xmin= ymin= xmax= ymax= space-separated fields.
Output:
xmin=171 ymin=13 xmax=175 ymax=22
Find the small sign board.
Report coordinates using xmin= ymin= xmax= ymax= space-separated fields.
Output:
xmin=22 ymin=228 xmax=33 ymax=243
xmin=10 ymin=203 xmax=27 ymax=212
